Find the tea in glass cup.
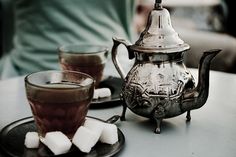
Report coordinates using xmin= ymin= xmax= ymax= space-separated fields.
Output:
xmin=58 ymin=44 xmax=108 ymax=87
xmin=24 ymin=70 xmax=94 ymax=139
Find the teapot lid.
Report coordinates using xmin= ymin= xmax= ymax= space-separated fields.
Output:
xmin=131 ymin=0 xmax=190 ymax=53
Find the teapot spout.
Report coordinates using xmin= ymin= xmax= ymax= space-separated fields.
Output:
xmin=182 ymin=49 xmax=220 ymax=111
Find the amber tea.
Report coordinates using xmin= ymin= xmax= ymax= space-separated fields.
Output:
xmin=59 ymin=45 xmax=108 ymax=87
xmin=25 ymin=71 xmax=94 ymax=138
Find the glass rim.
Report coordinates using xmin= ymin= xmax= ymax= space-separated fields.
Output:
xmin=58 ymin=44 xmax=109 ymax=55
xmin=24 ymin=70 xmax=95 ymax=90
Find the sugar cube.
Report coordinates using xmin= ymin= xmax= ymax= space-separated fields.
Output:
xmin=80 ymin=78 xmax=93 ymax=86
xmin=93 ymin=88 xmax=111 ymax=99
xmin=72 ymin=126 xmax=98 ymax=153
xmin=84 ymin=118 xmax=104 ymax=140
xmin=44 ymin=131 xmax=72 ymax=155
xmin=99 ymin=123 xmax=118 ymax=145
xmin=24 ymin=132 xmax=40 ymax=148
xmin=93 ymin=91 xmax=99 ymax=99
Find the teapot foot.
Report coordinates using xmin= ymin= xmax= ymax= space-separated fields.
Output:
xmin=154 ymin=118 xmax=162 ymax=134
xmin=120 ymin=115 xmax=126 ymax=121
xmin=186 ymin=110 xmax=191 ymax=121
xmin=120 ymin=103 xmax=127 ymax=121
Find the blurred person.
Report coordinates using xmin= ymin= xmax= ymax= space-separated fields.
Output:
xmin=0 ymin=0 xmax=137 ymax=79
xmin=1 ymin=0 xmax=236 ymax=80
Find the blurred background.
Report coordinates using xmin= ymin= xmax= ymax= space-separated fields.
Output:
xmin=135 ymin=0 xmax=236 ymax=73
xmin=1 ymin=0 xmax=236 ymax=74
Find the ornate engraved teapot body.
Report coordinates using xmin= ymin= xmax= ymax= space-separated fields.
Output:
xmin=111 ymin=1 xmax=220 ymax=133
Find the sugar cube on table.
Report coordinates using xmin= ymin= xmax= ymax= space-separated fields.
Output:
xmin=44 ymin=131 xmax=72 ymax=155
xmin=99 ymin=123 xmax=118 ymax=145
xmin=93 ymin=88 xmax=111 ymax=99
xmin=24 ymin=132 xmax=40 ymax=148
xmin=72 ymin=126 xmax=98 ymax=153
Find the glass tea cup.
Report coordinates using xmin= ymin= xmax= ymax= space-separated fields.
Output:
xmin=24 ymin=70 xmax=94 ymax=139
xmin=58 ymin=44 xmax=108 ymax=88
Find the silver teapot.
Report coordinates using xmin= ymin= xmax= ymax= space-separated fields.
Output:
xmin=111 ymin=0 xmax=220 ymax=133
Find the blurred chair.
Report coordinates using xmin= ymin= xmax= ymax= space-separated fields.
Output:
xmin=163 ymin=0 xmax=227 ymax=32
xmin=179 ymin=28 xmax=236 ymax=73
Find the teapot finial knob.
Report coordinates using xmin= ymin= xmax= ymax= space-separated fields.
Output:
xmin=133 ymin=0 xmax=190 ymax=53
xmin=155 ymin=0 xmax=162 ymax=9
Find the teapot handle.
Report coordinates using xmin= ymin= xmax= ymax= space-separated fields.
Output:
xmin=111 ymin=37 xmax=134 ymax=81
